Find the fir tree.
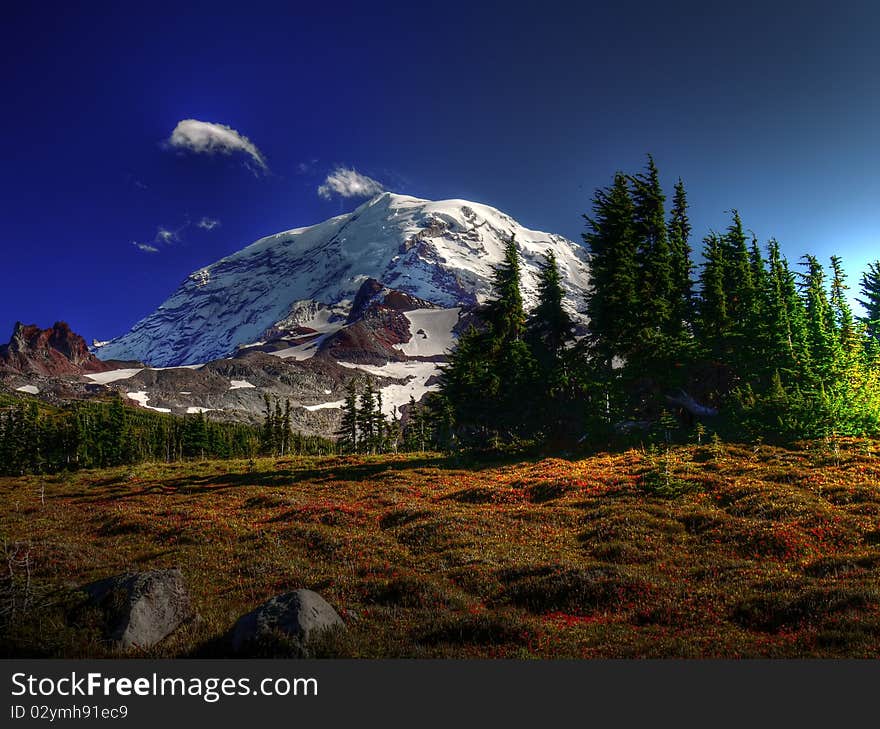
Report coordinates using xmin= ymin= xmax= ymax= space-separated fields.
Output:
xmin=261 ymin=394 xmax=275 ymax=454
xmin=527 ymin=250 xmax=575 ymax=366
xmin=486 ymin=235 xmax=526 ymax=342
xmin=439 ymin=237 xmax=537 ymax=442
xmin=582 ymin=171 xmax=640 ymax=369
xmin=274 ymin=399 xmax=284 ymax=454
xmin=857 ymin=260 xmax=880 ymax=348
xmin=829 ymin=255 xmax=858 ymax=361
xmin=526 ymin=250 xmax=577 ymax=440
xmin=667 ymin=178 xmax=694 ymax=333
xmin=722 ymin=211 xmax=758 ymax=371
xmin=358 ymin=381 xmax=380 ymax=453
xmin=337 ymin=380 xmax=360 ymax=453
xmin=277 ymin=400 xmax=292 ymax=455
xmin=630 ymin=155 xmax=674 ymax=340
xmin=697 ymin=232 xmax=729 ymax=358
xmin=800 ymin=255 xmax=837 ymax=386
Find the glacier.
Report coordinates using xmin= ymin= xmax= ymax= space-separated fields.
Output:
xmin=95 ymin=192 xmax=591 ymax=367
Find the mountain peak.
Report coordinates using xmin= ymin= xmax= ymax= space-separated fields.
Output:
xmin=1 ymin=321 xmax=113 ymax=376
xmin=95 ymin=195 xmax=590 ymax=366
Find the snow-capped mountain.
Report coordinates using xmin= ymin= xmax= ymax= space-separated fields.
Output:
xmin=95 ymin=193 xmax=590 ymax=367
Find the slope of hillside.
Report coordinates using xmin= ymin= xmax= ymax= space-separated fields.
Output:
xmin=3 ymin=440 xmax=880 ymax=658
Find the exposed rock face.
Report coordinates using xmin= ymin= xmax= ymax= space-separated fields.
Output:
xmin=230 ymin=589 xmax=344 ymax=657
xmin=320 ymin=291 xmax=415 ymax=366
xmin=346 ymin=277 xmax=434 ymax=324
xmin=81 ymin=569 xmax=195 ymax=651
xmin=0 ymin=322 xmax=114 ymax=377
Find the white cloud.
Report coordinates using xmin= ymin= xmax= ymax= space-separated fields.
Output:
xmin=156 ymin=226 xmax=179 ymax=244
xmin=131 ymin=222 xmax=189 ymax=253
xmin=197 ymin=217 xmax=221 ymax=231
xmin=317 ymin=167 xmax=385 ymax=200
xmin=166 ymin=119 xmax=268 ymax=173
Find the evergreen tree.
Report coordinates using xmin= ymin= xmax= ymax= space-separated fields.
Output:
xmin=337 ymin=380 xmax=360 ymax=453
xmin=438 ymin=325 xmax=495 ymax=441
xmin=261 ymin=394 xmax=275 ymax=454
xmin=282 ymin=400 xmax=292 ymax=455
xmin=486 ymin=235 xmax=526 ymax=342
xmin=403 ymin=396 xmax=429 ymax=451
xmin=746 ymin=237 xmax=773 ymax=383
xmin=630 ymin=155 xmax=674 ymax=340
xmin=527 ymin=250 xmax=575 ymax=366
xmin=667 ymin=178 xmax=694 ymax=333
xmin=273 ymin=399 xmax=284 ymax=454
xmin=722 ymin=211 xmax=758 ymax=372
xmin=487 ymin=239 xmax=537 ymax=439
xmin=697 ymin=232 xmax=729 ymax=358
xmin=358 ymin=381 xmax=381 ymax=453
xmin=765 ymin=240 xmax=799 ymax=377
xmin=582 ymin=171 xmax=640 ymax=369
xmin=829 ymin=255 xmax=858 ymax=361
xmin=857 ymin=260 xmax=880 ymax=349
xmin=183 ymin=412 xmax=208 ymax=458
xmin=526 ymin=250 xmax=577 ymax=440
xmin=779 ymin=253 xmax=812 ymax=377
xmin=439 ymin=236 xmax=537 ymax=442
xmin=800 ymin=255 xmax=837 ymax=386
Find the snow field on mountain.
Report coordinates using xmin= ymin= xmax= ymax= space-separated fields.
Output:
xmin=271 ymin=333 xmax=334 ymax=360
xmin=229 ymin=380 xmax=255 ymax=389
xmin=303 ymin=400 xmax=345 ymax=412
xmin=85 ymin=368 xmax=144 ymax=384
xmin=338 ymin=360 xmax=441 ymax=417
xmin=125 ymin=391 xmax=170 ymax=413
xmin=394 ymin=308 xmax=460 ymax=357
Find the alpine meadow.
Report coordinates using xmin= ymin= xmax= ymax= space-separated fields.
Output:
xmin=2 ymin=156 xmax=880 ymax=660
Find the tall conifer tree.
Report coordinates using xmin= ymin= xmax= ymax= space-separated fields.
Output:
xmin=667 ymin=178 xmax=694 ymax=335
xmin=582 ymin=172 xmax=640 ymax=368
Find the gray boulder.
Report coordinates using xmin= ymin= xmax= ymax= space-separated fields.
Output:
xmin=231 ymin=589 xmax=344 ymax=656
xmin=81 ymin=569 xmax=194 ymax=650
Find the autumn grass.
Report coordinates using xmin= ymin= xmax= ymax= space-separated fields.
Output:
xmin=1 ymin=439 xmax=880 ymax=658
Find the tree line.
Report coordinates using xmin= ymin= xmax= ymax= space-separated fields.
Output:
xmin=431 ymin=156 xmax=880 ymax=448
xmin=0 ymin=394 xmax=334 ymax=476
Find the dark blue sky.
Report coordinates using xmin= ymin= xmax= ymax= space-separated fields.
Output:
xmin=2 ymin=1 xmax=878 ymax=343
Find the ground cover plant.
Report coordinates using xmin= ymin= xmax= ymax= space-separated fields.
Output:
xmin=2 ymin=439 xmax=879 ymax=658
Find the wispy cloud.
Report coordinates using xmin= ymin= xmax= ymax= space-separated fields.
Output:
xmin=317 ymin=167 xmax=385 ymax=200
xmin=166 ymin=119 xmax=268 ymax=173
xmin=197 ymin=217 xmax=221 ymax=231
xmin=131 ymin=222 xmax=190 ymax=253
xmin=155 ymin=226 xmax=180 ymax=244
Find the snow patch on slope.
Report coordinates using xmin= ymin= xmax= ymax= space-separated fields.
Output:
xmin=271 ymin=334 xmax=332 ymax=360
xmin=394 ymin=308 xmax=460 ymax=357
xmin=85 ymin=368 xmax=144 ymax=384
xmin=304 ymin=400 xmax=345 ymax=412
xmin=338 ymin=360 xmax=441 ymax=417
xmin=126 ymin=391 xmax=171 ymax=413
xmin=229 ymin=379 xmax=255 ymax=390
